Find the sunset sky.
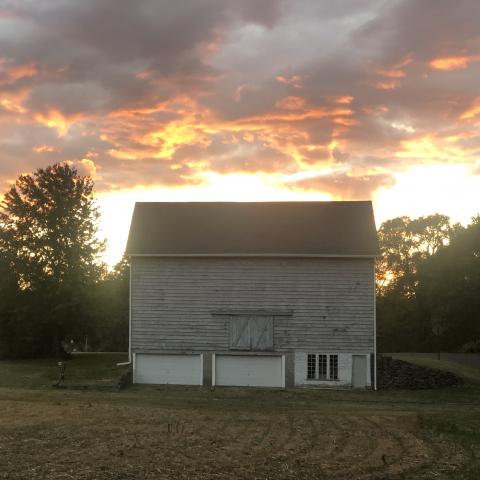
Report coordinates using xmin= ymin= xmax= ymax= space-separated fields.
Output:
xmin=1 ymin=0 xmax=480 ymax=266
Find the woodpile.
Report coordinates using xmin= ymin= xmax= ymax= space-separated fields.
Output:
xmin=377 ymin=355 xmax=462 ymax=389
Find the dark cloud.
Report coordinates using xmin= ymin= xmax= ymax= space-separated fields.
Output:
xmin=0 ymin=0 xmax=479 ymax=201
xmin=353 ymin=0 xmax=480 ymax=64
xmin=0 ymin=0 xmax=284 ymax=114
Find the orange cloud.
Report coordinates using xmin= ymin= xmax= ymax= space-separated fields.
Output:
xmin=395 ymin=136 xmax=468 ymax=161
xmin=375 ymin=68 xmax=406 ymax=78
xmin=236 ymin=107 xmax=353 ymax=125
xmin=333 ymin=117 xmax=358 ymax=126
xmin=79 ymin=158 xmax=97 ymax=177
xmin=362 ymin=104 xmax=388 ymax=115
xmin=141 ymin=122 xmax=211 ymax=159
xmin=33 ymin=145 xmax=58 ymax=153
xmin=108 ymin=103 xmax=170 ymax=117
xmin=276 ymin=74 xmax=303 ymax=88
xmin=335 ymin=96 xmax=354 ymax=104
xmin=275 ymin=96 xmax=306 ymax=110
xmin=107 ymin=149 xmax=138 ymax=161
xmin=7 ymin=64 xmax=38 ymax=82
xmin=0 ymin=87 xmax=30 ymax=115
xmin=430 ymin=55 xmax=480 ymax=70
xmin=460 ymin=97 xmax=480 ymax=120
xmin=0 ymin=59 xmax=38 ymax=85
xmin=371 ymin=80 xmax=401 ymax=90
xmin=373 ymin=55 xmax=412 ymax=79
xmin=34 ymin=110 xmax=82 ymax=136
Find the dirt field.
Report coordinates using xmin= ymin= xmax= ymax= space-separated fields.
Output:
xmin=0 ymin=355 xmax=479 ymax=479
xmin=0 ymin=385 xmax=478 ymax=480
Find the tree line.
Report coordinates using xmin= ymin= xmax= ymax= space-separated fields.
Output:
xmin=0 ymin=164 xmax=128 ymax=358
xmin=0 ymin=163 xmax=478 ymax=358
xmin=377 ymin=213 xmax=480 ymax=353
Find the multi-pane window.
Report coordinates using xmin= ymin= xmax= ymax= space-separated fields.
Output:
xmin=307 ymin=354 xmax=316 ymax=379
xmin=306 ymin=354 xmax=338 ymax=381
xmin=329 ymin=354 xmax=339 ymax=380
xmin=318 ymin=354 xmax=327 ymax=379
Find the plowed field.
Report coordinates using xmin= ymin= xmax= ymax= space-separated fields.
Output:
xmin=0 ymin=386 xmax=477 ymax=480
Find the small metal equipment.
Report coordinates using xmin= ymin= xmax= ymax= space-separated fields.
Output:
xmin=56 ymin=361 xmax=67 ymax=386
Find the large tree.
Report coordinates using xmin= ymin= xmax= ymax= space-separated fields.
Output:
xmin=376 ymin=213 xmax=480 ymax=353
xmin=376 ymin=214 xmax=454 ymax=295
xmin=0 ymin=247 xmax=22 ymax=357
xmin=376 ymin=213 xmax=456 ymax=352
xmin=0 ymin=163 xmax=105 ymax=357
xmin=415 ymin=217 xmax=480 ymax=351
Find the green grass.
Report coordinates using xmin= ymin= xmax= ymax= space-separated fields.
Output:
xmin=386 ymin=354 xmax=480 ymax=479
xmin=421 ymin=413 xmax=480 ymax=479
xmin=0 ymin=352 xmax=128 ymax=388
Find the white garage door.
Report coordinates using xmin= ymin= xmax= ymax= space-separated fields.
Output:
xmin=134 ymin=354 xmax=203 ymax=385
xmin=214 ymin=354 xmax=284 ymax=387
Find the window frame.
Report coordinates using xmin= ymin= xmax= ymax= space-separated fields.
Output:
xmin=307 ymin=354 xmax=317 ymax=379
xmin=318 ymin=354 xmax=328 ymax=380
xmin=329 ymin=354 xmax=339 ymax=380
xmin=306 ymin=353 xmax=339 ymax=381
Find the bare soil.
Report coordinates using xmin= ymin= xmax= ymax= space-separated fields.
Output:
xmin=0 ymin=389 xmax=469 ymax=480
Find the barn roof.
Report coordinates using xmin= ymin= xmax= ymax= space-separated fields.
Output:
xmin=126 ymin=201 xmax=378 ymax=257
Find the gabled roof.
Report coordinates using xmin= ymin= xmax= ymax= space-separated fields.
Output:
xmin=126 ymin=201 xmax=378 ymax=257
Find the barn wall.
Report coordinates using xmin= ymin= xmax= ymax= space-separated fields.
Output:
xmin=131 ymin=256 xmax=374 ymax=355
xmin=293 ymin=352 xmax=371 ymax=388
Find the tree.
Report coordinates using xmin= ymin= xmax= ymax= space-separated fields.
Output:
xmin=376 ymin=214 xmax=453 ymax=296
xmin=0 ymin=163 xmax=106 ymax=357
xmin=376 ymin=213 xmax=456 ymax=352
xmin=415 ymin=217 xmax=480 ymax=351
xmin=89 ymin=255 xmax=130 ymax=352
xmin=409 ymin=214 xmax=453 ymax=256
xmin=376 ymin=216 xmax=416 ymax=295
xmin=0 ymin=246 xmax=22 ymax=357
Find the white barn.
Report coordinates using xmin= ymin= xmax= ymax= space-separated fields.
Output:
xmin=126 ymin=201 xmax=378 ymax=389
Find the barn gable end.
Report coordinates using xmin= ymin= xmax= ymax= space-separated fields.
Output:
xmin=126 ymin=202 xmax=377 ymax=389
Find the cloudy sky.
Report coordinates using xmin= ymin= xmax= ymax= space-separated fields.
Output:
xmin=1 ymin=0 xmax=480 ymax=265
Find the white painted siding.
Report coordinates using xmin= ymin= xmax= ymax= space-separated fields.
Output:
xmin=294 ymin=352 xmax=371 ymax=388
xmin=131 ymin=257 xmax=374 ymax=356
xmin=214 ymin=354 xmax=284 ymax=387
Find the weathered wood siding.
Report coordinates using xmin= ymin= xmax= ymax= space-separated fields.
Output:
xmin=131 ymin=257 xmax=374 ymax=354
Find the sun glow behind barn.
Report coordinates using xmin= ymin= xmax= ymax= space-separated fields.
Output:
xmin=1 ymin=1 xmax=480 ymax=267
xmin=98 ymin=163 xmax=480 ymax=267
xmin=97 ymin=174 xmax=333 ymax=267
